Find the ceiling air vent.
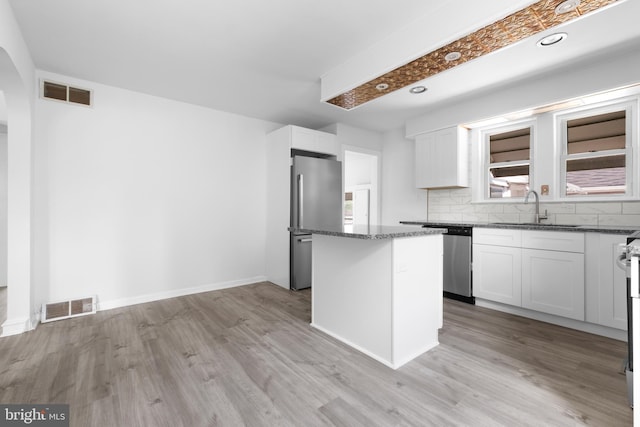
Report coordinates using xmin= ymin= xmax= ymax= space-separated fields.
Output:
xmin=41 ymin=296 xmax=97 ymax=323
xmin=42 ymin=80 xmax=92 ymax=106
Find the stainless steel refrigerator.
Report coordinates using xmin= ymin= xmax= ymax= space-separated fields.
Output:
xmin=290 ymin=155 xmax=342 ymax=290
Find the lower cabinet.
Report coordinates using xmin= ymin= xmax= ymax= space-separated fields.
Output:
xmin=474 ymin=228 xmax=628 ymax=331
xmin=473 ymin=244 xmax=521 ymax=306
xmin=474 ymin=228 xmax=585 ymax=321
xmin=521 ymin=248 xmax=585 ymax=320
xmin=585 ymin=233 xmax=627 ymax=330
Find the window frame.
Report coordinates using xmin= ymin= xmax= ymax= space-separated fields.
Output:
xmin=479 ymin=118 xmax=536 ymax=202
xmin=555 ymin=98 xmax=637 ymax=201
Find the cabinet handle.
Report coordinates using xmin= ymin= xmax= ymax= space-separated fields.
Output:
xmin=298 ymin=238 xmax=312 ymax=243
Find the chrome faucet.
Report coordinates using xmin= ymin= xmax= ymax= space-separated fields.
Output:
xmin=525 ymin=190 xmax=548 ymax=224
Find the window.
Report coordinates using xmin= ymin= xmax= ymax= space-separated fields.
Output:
xmin=472 ymin=87 xmax=640 ymax=203
xmin=558 ymin=102 xmax=633 ymax=198
xmin=484 ymin=124 xmax=533 ymax=199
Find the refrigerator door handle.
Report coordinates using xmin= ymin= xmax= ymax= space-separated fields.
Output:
xmin=297 ymin=173 xmax=304 ymax=228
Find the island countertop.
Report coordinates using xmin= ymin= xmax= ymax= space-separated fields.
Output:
xmin=288 ymin=224 xmax=446 ymax=240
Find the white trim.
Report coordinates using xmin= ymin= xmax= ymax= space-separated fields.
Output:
xmin=310 ymin=322 xmax=396 ymax=368
xmin=555 ymin=98 xmax=638 ymax=200
xmin=342 ymin=145 xmax=381 ymax=227
xmin=310 ymin=322 xmax=438 ymax=370
xmin=477 ymin=118 xmax=536 ymax=202
xmin=96 ymin=276 xmax=266 ymax=311
xmin=476 ymin=298 xmax=627 ymax=341
xmin=1 ymin=316 xmax=31 ymax=337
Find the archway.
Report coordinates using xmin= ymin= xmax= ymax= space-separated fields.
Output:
xmin=0 ymin=47 xmax=33 ymax=336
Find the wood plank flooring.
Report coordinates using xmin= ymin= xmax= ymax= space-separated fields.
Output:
xmin=0 ymin=282 xmax=632 ymax=426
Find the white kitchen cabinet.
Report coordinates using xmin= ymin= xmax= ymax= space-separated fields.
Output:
xmin=415 ymin=125 xmax=468 ymax=189
xmin=266 ymin=125 xmax=339 ymax=289
xmin=291 ymin=126 xmax=338 ymax=156
xmin=473 ymin=228 xmax=522 ymax=306
xmin=585 ymin=233 xmax=627 ymax=330
xmin=473 ymin=243 xmax=522 ymax=306
xmin=474 ymin=228 xmax=585 ymax=321
xmin=521 ymin=230 xmax=584 ymax=320
xmin=521 ymin=248 xmax=585 ymax=320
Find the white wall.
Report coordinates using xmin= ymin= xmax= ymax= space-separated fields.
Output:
xmin=380 ymin=128 xmax=427 ymax=225
xmin=321 ymin=123 xmax=384 ymax=225
xmin=0 ymin=0 xmax=36 ymax=335
xmin=34 ymin=70 xmax=281 ymax=309
xmin=345 ymin=151 xmax=374 ymax=186
xmin=0 ymin=127 xmax=6 ymax=286
xmin=0 ymin=91 xmax=6 ymax=123
xmin=332 ymin=123 xmax=383 ymax=153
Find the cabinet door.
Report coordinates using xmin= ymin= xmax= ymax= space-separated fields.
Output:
xmin=415 ymin=126 xmax=468 ymax=189
xmin=291 ymin=126 xmax=338 ymax=156
xmin=473 ymin=244 xmax=522 ymax=306
xmin=585 ymin=233 xmax=627 ymax=329
xmin=291 ymin=126 xmax=318 ymax=152
xmin=317 ymin=131 xmax=338 ymax=156
xmin=522 ymin=249 xmax=584 ymax=320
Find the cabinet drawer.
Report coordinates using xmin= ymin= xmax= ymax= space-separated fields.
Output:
xmin=522 ymin=230 xmax=584 ymax=253
xmin=473 ymin=228 xmax=522 ymax=247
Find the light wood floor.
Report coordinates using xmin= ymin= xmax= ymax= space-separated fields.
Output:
xmin=0 ymin=282 xmax=632 ymax=426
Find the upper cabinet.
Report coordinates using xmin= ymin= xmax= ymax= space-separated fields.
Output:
xmin=415 ymin=126 xmax=469 ymax=189
xmin=290 ymin=126 xmax=338 ymax=156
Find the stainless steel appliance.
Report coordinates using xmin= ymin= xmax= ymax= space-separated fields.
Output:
xmin=422 ymin=225 xmax=474 ymax=304
xmin=290 ymin=154 xmax=342 ymax=290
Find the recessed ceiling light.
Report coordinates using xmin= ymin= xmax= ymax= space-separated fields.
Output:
xmin=409 ymin=86 xmax=427 ymax=94
xmin=375 ymin=83 xmax=389 ymax=91
xmin=555 ymin=0 xmax=580 ymax=15
xmin=537 ymin=32 xmax=568 ymax=47
xmin=444 ymin=52 xmax=462 ymax=62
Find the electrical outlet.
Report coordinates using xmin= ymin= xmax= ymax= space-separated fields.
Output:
xmin=541 ymin=185 xmax=549 ymax=195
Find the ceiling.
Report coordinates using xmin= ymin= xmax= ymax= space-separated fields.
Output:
xmin=8 ymin=0 xmax=640 ymax=132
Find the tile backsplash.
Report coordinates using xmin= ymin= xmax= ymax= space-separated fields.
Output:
xmin=427 ymin=187 xmax=640 ymax=226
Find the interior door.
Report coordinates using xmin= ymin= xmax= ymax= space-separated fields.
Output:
xmin=352 ymin=189 xmax=370 ymax=226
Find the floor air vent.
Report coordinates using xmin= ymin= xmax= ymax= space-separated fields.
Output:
xmin=41 ymin=296 xmax=97 ymax=323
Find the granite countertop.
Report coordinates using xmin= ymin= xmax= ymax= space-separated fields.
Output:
xmin=399 ymin=220 xmax=639 ymax=235
xmin=288 ymin=224 xmax=446 ymax=240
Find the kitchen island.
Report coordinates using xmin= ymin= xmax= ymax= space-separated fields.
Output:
xmin=290 ymin=225 xmax=445 ymax=369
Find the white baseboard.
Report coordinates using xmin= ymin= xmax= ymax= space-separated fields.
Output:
xmin=97 ymin=276 xmax=267 ymax=312
xmin=1 ymin=316 xmax=31 ymax=337
xmin=310 ymin=322 xmax=437 ymax=370
xmin=475 ymin=298 xmax=628 ymax=341
xmin=311 ymin=322 xmax=397 ymax=369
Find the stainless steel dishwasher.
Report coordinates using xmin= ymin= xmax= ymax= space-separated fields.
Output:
xmin=423 ymin=225 xmax=474 ymax=304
